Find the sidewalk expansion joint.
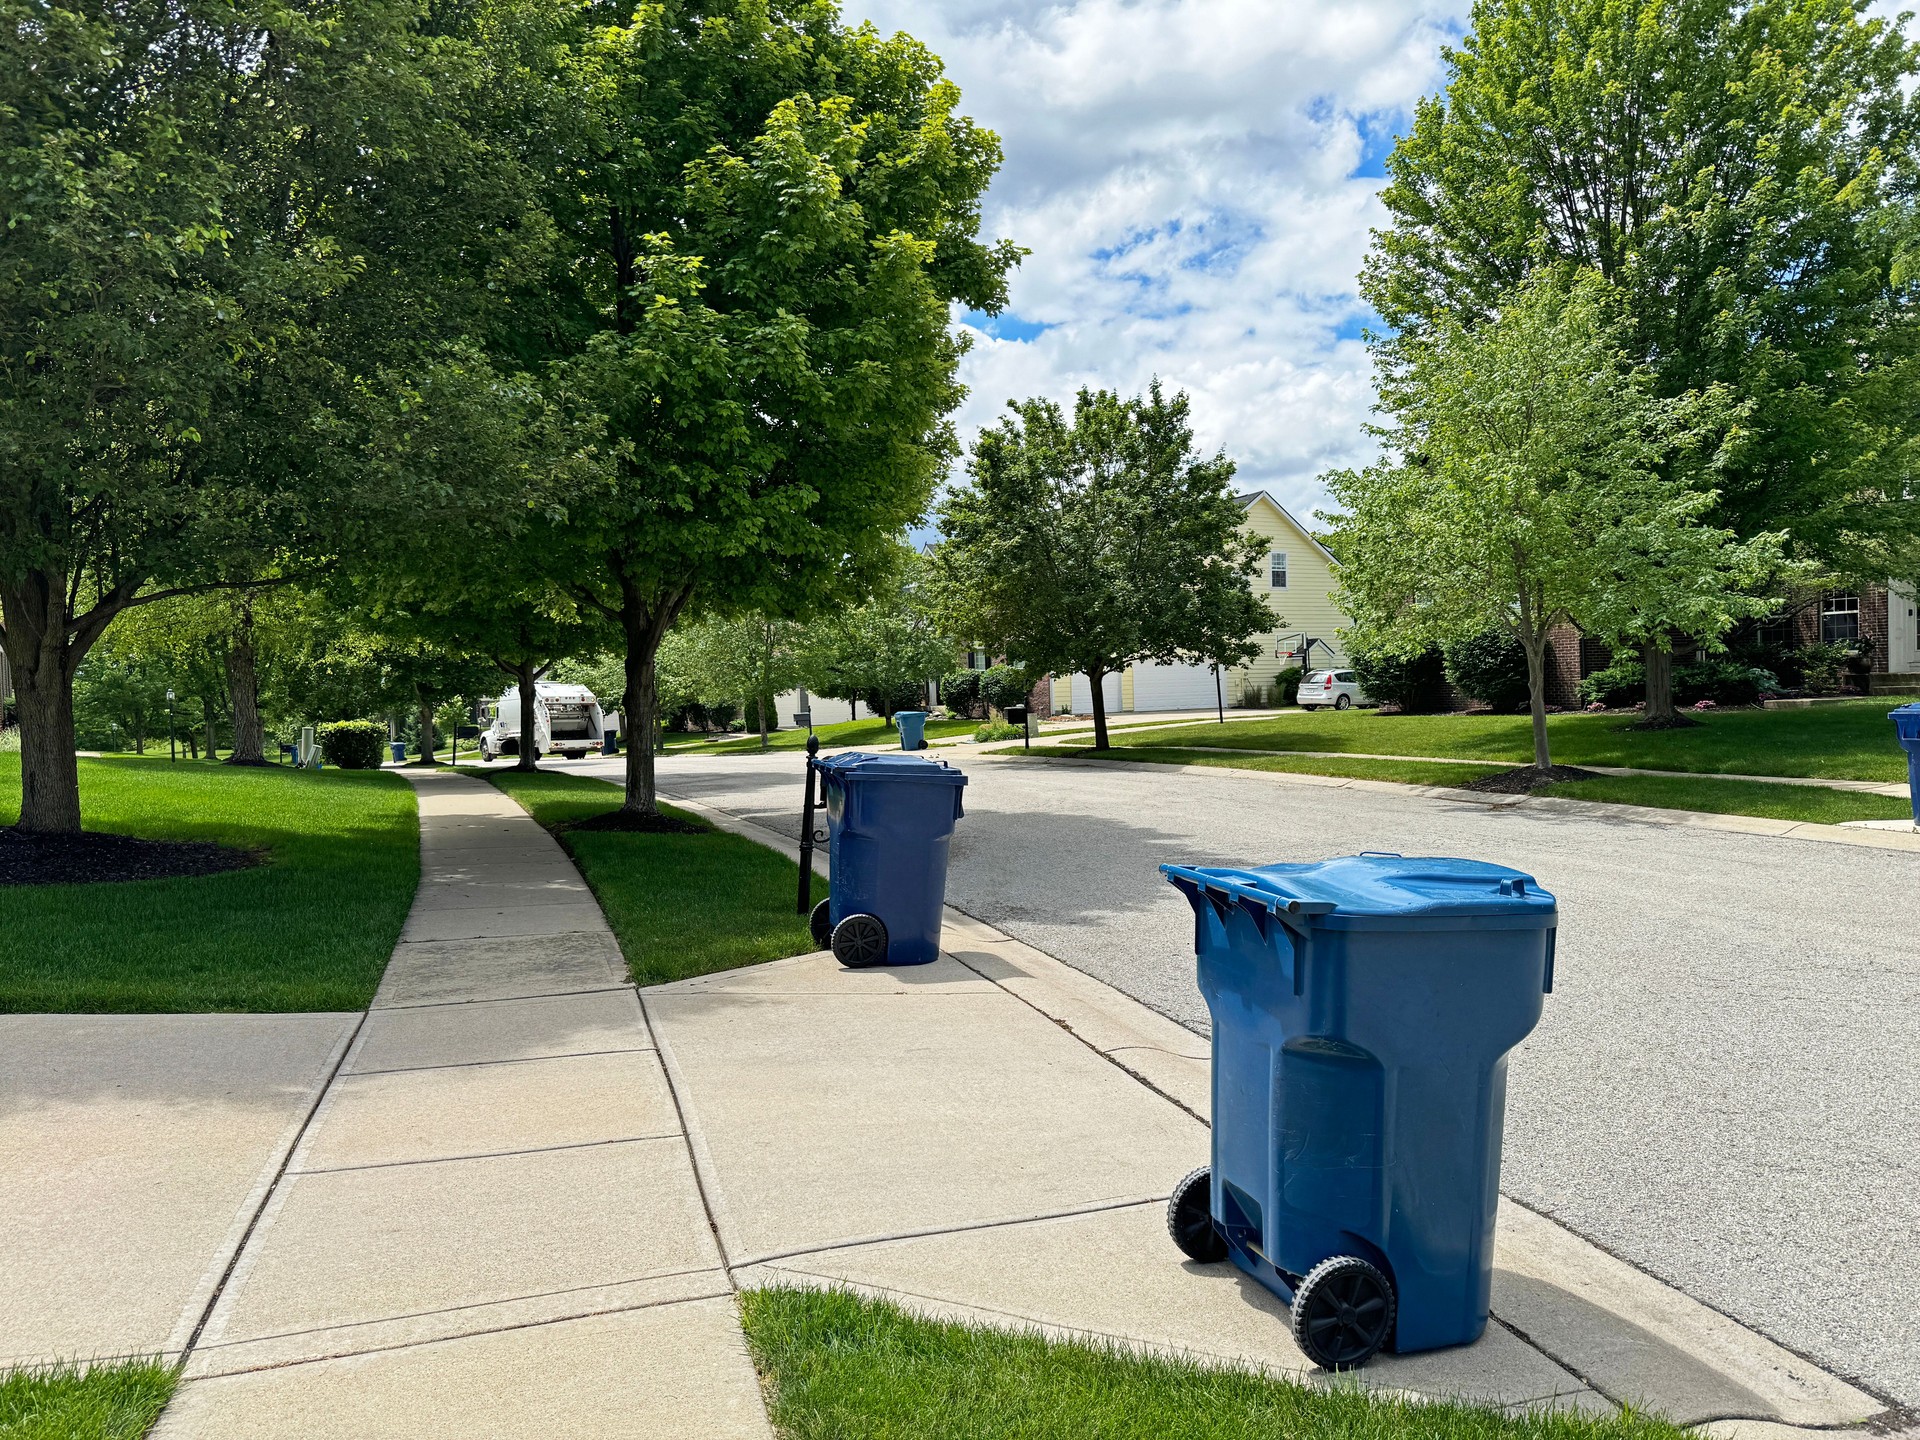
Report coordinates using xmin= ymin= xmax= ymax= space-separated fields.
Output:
xmin=287 ymin=1130 xmax=686 ymax=1177
xmin=731 ymin=1195 xmax=1169 ymax=1272
xmin=345 ymin=1045 xmax=657 ymax=1078
xmin=179 ymin=1010 xmax=368 ymax=1360
xmin=371 ymin=984 xmax=632 ymax=1012
xmin=635 ymin=991 xmax=737 ymax=1274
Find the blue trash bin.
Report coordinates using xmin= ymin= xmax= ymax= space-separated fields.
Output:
xmin=390 ymin=740 xmax=407 ymax=764
xmin=896 ymin=710 xmax=929 ymax=751
xmin=809 ymin=753 xmax=966 ymax=967
xmin=1161 ymin=854 xmax=1557 ymax=1369
xmin=1891 ymin=703 xmax=1920 ymax=827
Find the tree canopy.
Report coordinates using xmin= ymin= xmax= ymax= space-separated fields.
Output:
xmin=935 ymin=383 xmax=1270 ymax=750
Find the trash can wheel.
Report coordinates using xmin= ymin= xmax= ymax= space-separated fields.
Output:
xmin=1289 ymin=1254 xmax=1396 ymax=1370
xmin=1166 ymin=1165 xmax=1228 ymax=1263
xmin=809 ymin=898 xmax=834 ymax=950
xmin=830 ymin=913 xmax=889 ymax=969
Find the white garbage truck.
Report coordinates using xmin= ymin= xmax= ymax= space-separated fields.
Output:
xmin=479 ymin=682 xmax=609 ymax=762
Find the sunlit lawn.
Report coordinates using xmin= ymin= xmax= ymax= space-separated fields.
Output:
xmin=0 ymin=1361 xmax=176 ymax=1440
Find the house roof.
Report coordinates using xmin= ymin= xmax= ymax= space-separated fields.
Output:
xmin=1237 ymin=489 xmax=1340 ymax=566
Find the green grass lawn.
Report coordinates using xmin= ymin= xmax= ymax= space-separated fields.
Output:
xmin=482 ymin=770 xmax=813 ymax=985
xmin=1540 ymin=774 xmax=1913 ymax=825
xmin=666 ymin=715 xmax=980 ymax=755
xmin=1003 ymin=744 xmax=1507 ymax=787
xmin=1094 ymin=701 xmax=1907 ymax=782
xmin=741 ymin=1287 xmax=1688 ymax=1440
xmin=0 ymin=1361 xmax=176 ymax=1440
xmin=0 ymin=757 xmax=418 ymax=1012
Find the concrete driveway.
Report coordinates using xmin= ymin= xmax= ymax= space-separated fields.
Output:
xmin=586 ymin=745 xmax=1920 ymax=1412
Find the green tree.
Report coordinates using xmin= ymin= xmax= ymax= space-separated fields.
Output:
xmin=1326 ymin=272 xmax=1783 ymax=770
xmin=798 ymin=551 xmax=956 ymax=728
xmin=665 ymin=616 xmax=806 ymax=749
xmin=1365 ymin=0 xmax=1920 ymax=717
xmin=935 ymin=384 xmax=1270 ymax=750
xmin=489 ymin=0 xmax=1017 ymax=814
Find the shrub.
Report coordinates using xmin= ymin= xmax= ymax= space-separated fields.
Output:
xmin=940 ymin=670 xmax=982 ymax=717
xmin=978 ymin=664 xmax=1033 ymax=713
xmin=1444 ymin=629 xmax=1531 ymax=711
xmin=861 ymin=680 xmax=926 ymax=720
xmin=1577 ymin=657 xmax=1643 ymax=708
xmin=318 ymin=720 xmax=386 ymax=770
xmin=706 ymin=700 xmax=740 ymax=731
xmin=973 ymin=720 xmax=1024 ymax=742
xmin=1672 ymin=658 xmax=1777 ymax=707
xmin=1351 ymin=645 xmax=1449 ymax=713
xmin=1274 ymin=666 xmax=1304 ymax=707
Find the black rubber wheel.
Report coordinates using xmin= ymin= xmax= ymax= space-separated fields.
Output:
xmin=830 ymin=913 xmax=889 ymax=968
xmin=1334 ymin=694 xmax=1353 ymax=710
xmin=1290 ymin=1255 xmax=1395 ymax=1370
xmin=809 ymin=898 xmax=834 ymax=949
xmin=1166 ymin=1165 xmax=1228 ymax=1263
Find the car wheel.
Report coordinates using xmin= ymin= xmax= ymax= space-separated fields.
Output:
xmin=1335 ymin=694 xmax=1352 ymax=710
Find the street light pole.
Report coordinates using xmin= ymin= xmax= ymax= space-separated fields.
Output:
xmin=167 ymin=690 xmax=177 ymax=762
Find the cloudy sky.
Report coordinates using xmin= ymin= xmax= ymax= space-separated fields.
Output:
xmin=842 ymin=0 xmax=1474 ymax=524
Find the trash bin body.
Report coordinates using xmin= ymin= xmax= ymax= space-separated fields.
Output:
xmin=818 ymin=753 xmax=966 ymax=965
xmin=895 ymin=710 xmax=929 ymax=751
xmin=1163 ymin=856 xmax=1556 ymax=1354
xmin=1892 ymin=703 xmax=1920 ymax=826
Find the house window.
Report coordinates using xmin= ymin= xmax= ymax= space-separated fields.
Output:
xmin=1821 ymin=593 xmax=1860 ymax=644
xmin=1269 ymin=551 xmax=1288 ymax=589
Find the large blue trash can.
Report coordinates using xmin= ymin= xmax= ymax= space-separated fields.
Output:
xmin=896 ymin=710 xmax=929 ymax=751
xmin=1161 ymin=855 xmax=1557 ymax=1369
xmin=1891 ymin=703 xmax=1920 ymax=827
xmin=810 ymin=753 xmax=966 ymax=967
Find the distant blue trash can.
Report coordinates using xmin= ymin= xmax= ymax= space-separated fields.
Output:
xmin=390 ymin=741 xmax=407 ymax=763
xmin=810 ymin=753 xmax=966 ymax=967
xmin=895 ymin=710 xmax=929 ymax=750
xmin=1892 ymin=703 xmax=1920 ymax=826
xmin=1161 ymin=854 xmax=1557 ymax=1369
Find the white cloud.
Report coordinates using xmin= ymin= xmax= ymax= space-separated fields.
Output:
xmin=843 ymin=0 xmax=1472 ymax=521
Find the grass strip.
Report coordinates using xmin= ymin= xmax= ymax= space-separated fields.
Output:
xmin=0 ymin=756 xmax=418 ymax=1012
xmin=483 ymin=769 xmax=813 ymax=985
xmin=1108 ymin=702 xmax=1907 ymax=783
xmin=1000 ymin=744 xmax=1508 ymax=788
xmin=1540 ymin=774 xmax=1913 ymax=825
xmin=741 ymin=1286 xmax=1689 ymax=1440
xmin=0 ymin=1361 xmax=176 ymax=1440
xmin=665 ymin=715 xmax=980 ymax=755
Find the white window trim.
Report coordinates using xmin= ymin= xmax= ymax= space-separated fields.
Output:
xmin=1269 ymin=550 xmax=1288 ymax=589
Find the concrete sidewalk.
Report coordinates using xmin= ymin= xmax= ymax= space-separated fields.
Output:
xmin=653 ymin=791 xmax=1896 ymax=1434
xmin=154 ymin=771 xmax=770 ymax=1439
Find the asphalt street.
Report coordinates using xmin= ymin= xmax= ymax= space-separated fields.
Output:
xmin=578 ymin=744 xmax=1919 ymax=1410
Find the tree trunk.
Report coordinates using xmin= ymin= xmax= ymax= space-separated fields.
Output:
xmin=224 ymin=598 xmax=266 ymax=765
xmin=1521 ymin=635 xmax=1553 ymax=770
xmin=757 ymin=691 xmax=768 ymax=751
xmin=1641 ymin=641 xmax=1676 ymax=723
xmin=202 ymin=696 xmax=219 ymax=761
xmin=620 ymin=618 xmax=663 ymax=814
xmin=1088 ymin=666 xmax=1111 ymax=750
xmin=417 ymin=690 xmax=437 ymax=765
xmin=515 ymin=660 xmax=540 ymax=772
xmin=12 ymin=661 xmax=83 ymax=832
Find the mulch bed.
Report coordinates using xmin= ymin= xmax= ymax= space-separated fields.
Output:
xmin=559 ymin=809 xmax=710 ymax=836
xmin=1458 ymin=765 xmax=1604 ymax=795
xmin=0 ymin=828 xmax=263 ymax=886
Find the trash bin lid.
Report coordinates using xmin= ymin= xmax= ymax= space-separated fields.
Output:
xmin=1162 ymin=854 xmax=1554 ymax=931
xmin=814 ymin=752 xmax=967 ymax=785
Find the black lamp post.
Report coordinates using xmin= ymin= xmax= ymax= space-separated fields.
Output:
xmin=166 ymin=689 xmax=177 ymax=762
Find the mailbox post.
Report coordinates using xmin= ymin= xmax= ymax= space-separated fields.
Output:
xmin=1004 ymin=703 xmax=1030 ymax=750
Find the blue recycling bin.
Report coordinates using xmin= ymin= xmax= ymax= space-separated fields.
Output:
xmin=810 ymin=753 xmax=966 ymax=967
xmin=895 ymin=710 xmax=929 ymax=751
xmin=389 ymin=740 xmax=407 ymax=763
xmin=1161 ymin=855 xmax=1557 ymax=1369
xmin=1892 ymin=703 xmax=1920 ymax=826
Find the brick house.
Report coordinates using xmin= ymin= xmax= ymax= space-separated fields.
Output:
xmin=1543 ymin=582 xmax=1920 ymax=705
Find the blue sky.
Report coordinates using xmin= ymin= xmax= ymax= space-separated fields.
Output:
xmin=841 ymin=0 xmax=1473 ymax=521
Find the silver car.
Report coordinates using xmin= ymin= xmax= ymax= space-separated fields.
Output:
xmin=1298 ymin=668 xmax=1366 ymax=711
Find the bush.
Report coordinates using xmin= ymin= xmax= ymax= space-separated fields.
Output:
xmin=706 ymin=700 xmax=740 ymax=731
xmin=940 ymin=670 xmax=982 ymax=717
xmin=1237 ymin=682 xmax=1269 ymax=709
xmin=973 ymin=721 xmax=1024 ymax=742
xmin=1795 ymin=640 xmax=1864 ymax=696
xmin=1673 ymin=657 xmax=1778 ymax=707
xmin=1444 ymin=629 xmax=1531 ymax=711
xmin=1351 ymin=646 xmax=1449 ymax=713
xmin=318 ymin=720 xmax=386 ymax=770
xmin=1274 ymin=666 xmax=1303 ymax=708
xmin=1577 ymin=657 xmax=1643 ymax=708
xmin=861 ymin=679 xmax=926 ymax=720
xmin=978 ymin=664 xmax=1033 ymax=713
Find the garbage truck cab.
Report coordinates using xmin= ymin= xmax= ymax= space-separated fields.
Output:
xmin=480 ymin=682 xmax=606 ymax=762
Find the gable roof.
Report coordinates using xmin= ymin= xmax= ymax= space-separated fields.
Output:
xmin=1237 ymin=490 xmax=1340 ymax=566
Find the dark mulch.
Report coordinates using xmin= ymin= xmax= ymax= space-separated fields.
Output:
xmin=0 ymin=828 xmax=263 ymax=886
xmin=559 ymin=809 xmax=711 ymax=836
xmin=1458 ymin=764 xmax=1604 ymax=795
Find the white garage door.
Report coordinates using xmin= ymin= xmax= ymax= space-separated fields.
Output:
xmin=1063 ymin=672 xmax=1122 ymax=714
xmin=1130 ymin=661 xmax=1220 ymax=712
